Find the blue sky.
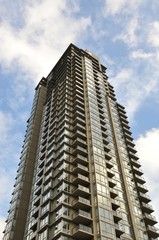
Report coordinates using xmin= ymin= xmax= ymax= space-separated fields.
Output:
xmin=0 ymin=0 xmax=159 ymax=236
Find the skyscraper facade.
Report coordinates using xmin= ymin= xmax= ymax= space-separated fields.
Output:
xmin=3 ymin=44 xmax=159 ymax=240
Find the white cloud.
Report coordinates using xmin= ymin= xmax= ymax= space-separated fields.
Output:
xmin=103 ymin=0 xmax=143 ymax=16
xmin=0 ymin=175 xmax=10 ymax=205
xmin=110 ymin=68 xmax=133 ymax=89
xmin=110 ymin=66 xmax=159 ymax=122
xmin=130 ymin=50 xmax=154 ymax=59
xmin=0 ymin=111 xmax=13 ymax=135
xmin=113 ymin=17 xmax=139 ymax=47
xmin=0 ymin=0 xmax=91 ymax=83
xmin=135 ymin=128 xmax=159 ymax=226
xmin=147 ymin=21 xmax=159 ymax=48
xmin=135 ymin=128 xmax=159 ymax=176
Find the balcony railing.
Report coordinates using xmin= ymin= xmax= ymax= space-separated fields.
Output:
xmin=141 ymin=202 xmax=154 ymax=214
xmin=72 ymin=130 xmax=86 ymax=140
xmin=139 ymin=192 xmax=151 ymax=203
xmin=72 ymin=184 xmax=90 ymax=197
xmin=115 ymin=223 xmax=124 ymax=237
xmin=73 ymin=138 xmax=87 ymax=148
xmin=72 ymin=146 xmax=87 ymax=157
xmin=136 ymin=183 xmax=148 ymax=193
xmin=110 ymin=189 xmax=118 ymax=199
xmin=113 ymin=211 xmax=122 ymax=223
xmin=134 ymin=174 xmax=146 ymax=184
xmin=71 ymin=164 xmax=88 ymax=175
xmin=132 ymin=166 xmax=143 ymax=176
xmin=72 ymin=209 xmax=92 ymax=224
xmin=72 ymin=174 xmax=89 ymax=186
xmin=72 ymin=154 xmax=88 ymax=165
xmin=130 ymin=158 xmax=141 ymax=168
xmin=72 ymin=224 xmax=93 ymax=239
xmin=144 ymin=213 xmax=158 ymax=225
xmin=147 ymin=225 xmax=159 ymax=238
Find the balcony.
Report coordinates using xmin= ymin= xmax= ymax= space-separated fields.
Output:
xmin=72 ymin=224 xmax=93 ymax=239
xmin=147 ymin=225 xmax=159 ymax=238
xmin=141 ymin=202 xmax=154 ymax=214
xmin=72 ymin=130 xmax=86 ymax=140
xmin=123 ymin=131 xmax=133 ymax=141
xmin=143 ymin=213 xmax=158 ymax=225
xmin=127 ymin=144 xmax=137 ymax=154
xmin=111 ymin=199 xmax=120 ymax=210
xmin=72 ymin=174 xmax=89 ymax=186
xmin=106 ymin=160 xmax=113 ymax=169
xmin=52 ymin=227 xmax=71 ymax=239
xmin=125 ymin=137 xmax=135 ymax=147
xmin=72 ymin=123 xmax=86 ymax=133
xmin=110 ymin=189 xmax=118 ymax=199
xmin=72 ymin=197 xmax=91 ymax=210
xmin=32 ymin=207 xmax=39 ymax=218
xmin=117 ymin=104 xmax=126 ymax=114
xmin=134 ymin=174 xmax=146 ymax=184
xmin=72 ymin=116 xmax=85 ymax=126
xmin=108 ymin=178 xmax=116 ymax=188
xmin=71 ymin=164 xmax=88 ymax=176
xmin=72 ymin=209 xmax=92 ymax=224
xmin=121 ymin=120 xmax=130 ymax=129
xmin=103 ymin=145 xmax=110 ymax=153
xmin=129 ymin=151 xmax=139 ymax=160
xmin=73 ymin=138 xmax=87 ymax=148
xmin=130 ymin=158 xmax=141 ymax=168
xmin=72 ymin=154 xmax=88 ymax=166
xmin=73 ymin=99 xmax=84 ymax=109
xmin=122 ymin=126 xmax=131 ymax=135
xmin=73 ymin=110 xmax=85 ymax=121
xmin=105 ymin=153 xmax=112 ymax=160
xmin=30 ymin=219 xmax=38 ymax=231
xmin=72 ymin=184 xmax=90 ymax=197
xmin=139 ymin=192 xmax=151 ymax=203
xmin=132 ymin=166 xmax=143 ymax=176
xmin=136 ymin=183 xmax=148 ymax=193
xmin=107 ymin=169 xmax=115 ymax=178
xmin=73 ymin=92 xmax=84 ymax=102
xmin=113 ymin=211 xmax=122 ymax=223
xmin=72 ymin=146 xmax=87 ymax=157
xmin=115 ymin=223 xmax=124 ymax=237
xmin=120 ymin=114 xmax=128 ymax=123
xmin=73 ymin=89 xmax=84 ymax=98
xmin=73 ymin=105 xmax=85 ymax=116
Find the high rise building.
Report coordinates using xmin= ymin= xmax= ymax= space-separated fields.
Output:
xmin=3 ymin=44 xmax=159 ymax=240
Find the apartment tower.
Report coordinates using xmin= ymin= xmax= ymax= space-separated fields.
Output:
xmin=3 ymin=44 xmax=159 ymax=240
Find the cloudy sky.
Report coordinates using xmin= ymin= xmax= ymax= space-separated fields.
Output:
xmin=0 ymin=0 xmax=159 ymax=237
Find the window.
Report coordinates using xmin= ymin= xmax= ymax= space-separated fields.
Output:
xmin=98 ymin=195 xmax=111 ymax=207
xmin=41 ymin=202 xmax=50 ymax=215
xmin=98 ymin=208 xmax=113 ymax=221
xmin=97 ymin=183 xmax=109 ymax=195
xmin=38 ymin=229 xmax=47 ymax=240
xmin=43 ymin=191 xmax=51 ymax=202
xmin=100 ymin=221 xmax=115 ymax=236
xmin=40 ymin=215 xmax=49 ymax=228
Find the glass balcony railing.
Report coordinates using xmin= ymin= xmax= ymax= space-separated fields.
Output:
xmin=72 ymin=224 xmax=93 ymax=239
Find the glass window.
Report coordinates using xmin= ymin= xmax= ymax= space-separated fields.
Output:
xmin=38 ymin=229 xmax=47 ymax=240
xmin=100 ymin=221 xmax=115 ymax=236
xmin=40 ymin=215 xmax=49 ymax=228
xmin=41 ymin=202 xmax=50 ymax=214
xmin=98 ymin=195 xmax=111 ymax=207
xmin=98 ymin=208 xmax=113 ymax=221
